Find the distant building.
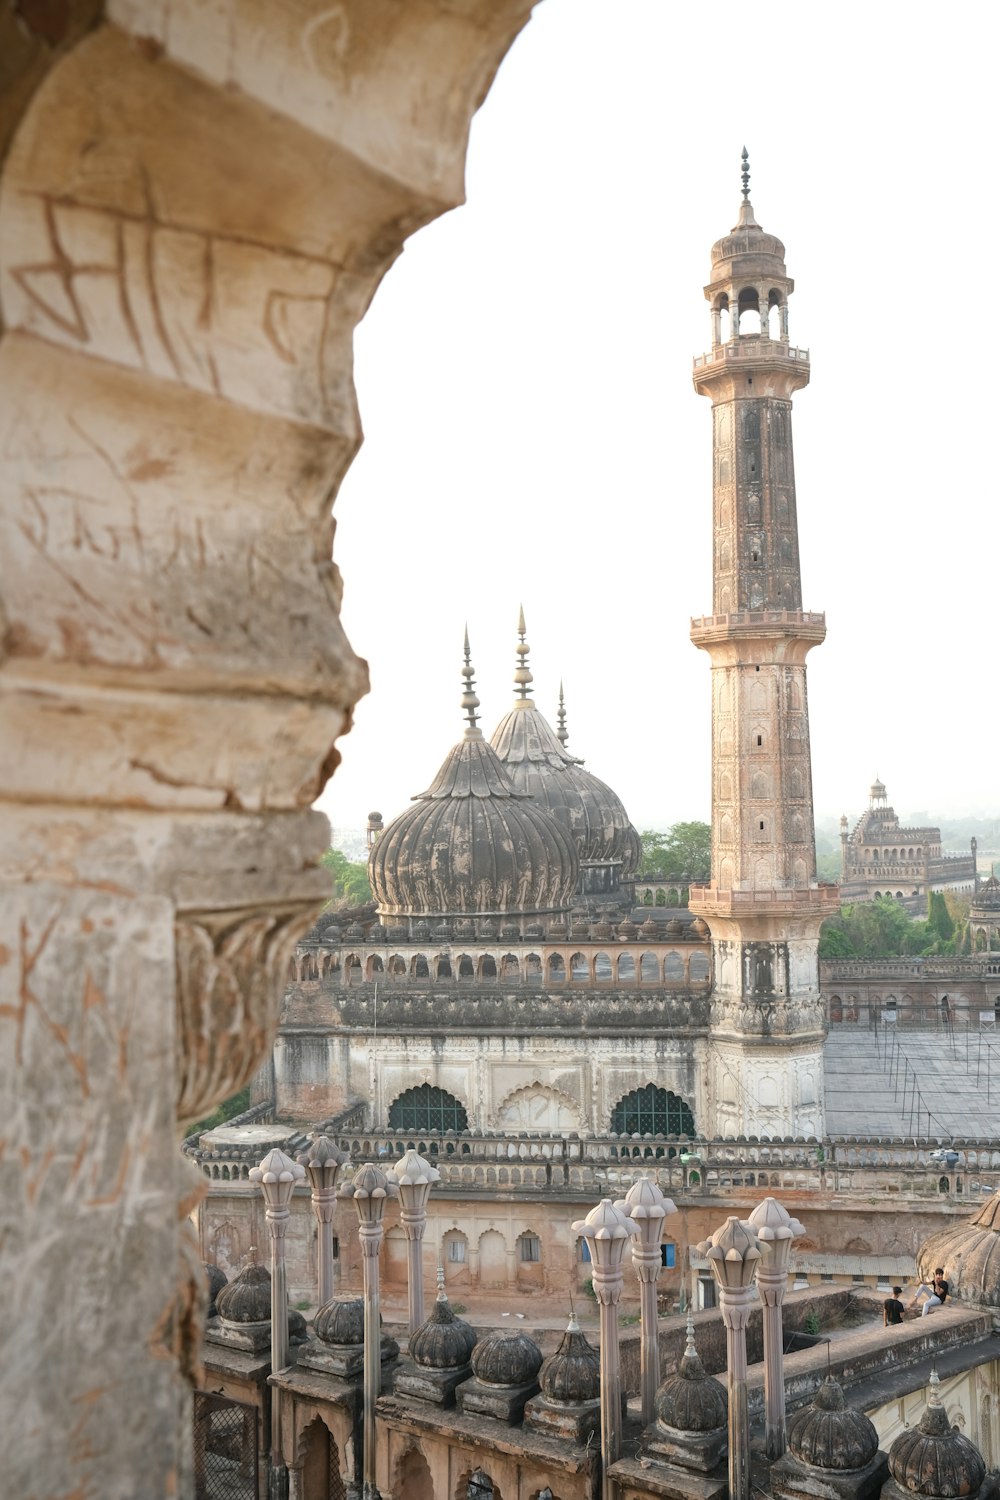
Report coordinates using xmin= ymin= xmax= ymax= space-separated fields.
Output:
xmin=838 ymin=780 xmax=977 ymax=905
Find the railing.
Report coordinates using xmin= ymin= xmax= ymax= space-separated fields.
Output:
xmin=190 ymin=1125 xmax=1000 ymax=1200
xmin=690 ymin=609 xmax=826 ymax=632
xmin=689 ymin=884 xmax=839 ymax=912
xmin=693 ymin=339 xmax=809 ymax=369
xmin=822 ymin=956 xmax=1000 ymax=980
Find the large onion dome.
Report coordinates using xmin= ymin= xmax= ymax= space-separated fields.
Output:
xmin=538 ymin=1313 xmax=600 ymax=1404
xmin=886 ymin=1374 xmax=985 ymax=1498
xmin=917 ymin=1192 xmax=1000 ymax=1310
xmin=471 ymin=1331 xmax=543 ymax=1387
xmin=408 ymin=1284 xmax=477 ymax=1370
xmin=787 ymin=1377 xmax=879 ymax=1471
xmin=369 ymin=633 xmax=578 ymax=926
xmin=490 ymin=611 xmax=639 ymax=892
xmin=654 ymin=1317 xmax=727 ymax=1434
xmin=314 ymin=1294 xmax=365 ymax=1347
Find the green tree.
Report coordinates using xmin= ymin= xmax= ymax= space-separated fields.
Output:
xmin=928 ymin=892 xmax=955 ymax=944
xmin=321 ymin=847 xmax=373 ymax=907
xmin=638 ymin=822 xmax=711 ymax=883
xmin=819 ymin=900 xmax=938 ymax=960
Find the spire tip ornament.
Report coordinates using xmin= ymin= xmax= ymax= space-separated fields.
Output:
xmin=461 ymin=627 xmax=481 ymax=736
xmin=514 ymin=605 xmax=533 ymax=701
xmin=741 ymin=145 xmax=750 ymax=201
xmin=556 ymin=680 xmax=568 ymax=746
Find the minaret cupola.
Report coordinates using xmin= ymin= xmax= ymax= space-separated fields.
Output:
xmin=705 ymin=147 xmax=795 ymax=348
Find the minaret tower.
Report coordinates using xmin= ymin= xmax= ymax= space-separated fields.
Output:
xmin=688 ymin=151 xmax=838 ymax=1138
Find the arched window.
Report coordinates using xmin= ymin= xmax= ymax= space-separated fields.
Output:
xmin=548 ymin=954 xmax=565 ymax=982
xmin=467 ymin=1472 xmax=496 ymax=1500
xmin=437 ymin=956 xmax=452 ymax=979
xmin=524 ymin=952 xmax=541 ymax=978
xmin=690 ymin=952 xmax=710 ymax=982
xmin=664 ymin=952 xmax=684 ymax=981
xmin=655 ymin=888 xmax=667 ymax=906
xmin=388 ymin=954 xmax=406 ymax=978
xmin=458 ymin=954 xmax=474 ymax=978
xmin=618 ymin=953 xmax=636 ymax=982
xmin=480 ymin=954 xmax=497 ymax=979
xmin=594 ymin=951 xmax=612 ymax=981
xmin=412 ymin=954 xmax=429 ymax=979
xmin=500 ymin=953 xmax=519 ymax=979
xmin=570 ymin=952 xmax=589 ymax=982
xmin=388 ymin=1084 xmax=468 ymax=1134
xmin=611 ymin=1085 xmax=695 ymax=1137
xmin=640 ymin=952 xmax=660 ymax=982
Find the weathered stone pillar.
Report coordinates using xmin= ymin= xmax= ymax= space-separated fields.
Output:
xmin=298 ymin=1136 xmax=349 ymax=1308
xmin=250 ymin=1148 xmax=306 ymax=1496
xmin=698 ymin=1216 xmax=761 ymax=1500
xmin=388 ymin=1149 xmax=440 ymax=1336
xmin=574 ymin=1198 xmax=639 ymax=1500
xmin=340 ymin=1163 xmax=398 ymax=1500
xmin=0 ymin=5 xmax=534 ymax=1496
xmin=621 ymin=1176 xmax=677 ymax=1426
xmin=749 ymin=1196 xmax=804 ymax=1460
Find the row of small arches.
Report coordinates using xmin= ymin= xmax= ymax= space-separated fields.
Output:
xmin=296 ymin=950 xmax=710 ymax=986
xmin=386 ymin=1083 xmax=696 ymax=1139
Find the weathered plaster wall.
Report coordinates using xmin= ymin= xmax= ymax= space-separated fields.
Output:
xmin=0 ymin=3 xmax=535 ymax=1494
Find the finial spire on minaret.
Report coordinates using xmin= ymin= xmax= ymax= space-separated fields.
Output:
xmin=556 ymin=680 xmax=568 ymax=745
xmin=514 ymin=604 xmax=533 ymax=701
xmin=741 ymin=145 xmax=750 ymax=201
xmin=685 ymin=1309 xmax=696 ymax=1358
xmin=461 ymin=627 xmax=482 ymax=738
xmin=436 ymin=1264 xmax=446 ymax=1302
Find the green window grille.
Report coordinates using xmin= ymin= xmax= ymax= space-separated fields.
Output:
xmin=611 ymin=1085 xmax=694 ymax=1138
xmin=388 ymin=1083 xmax=468 ymax=1134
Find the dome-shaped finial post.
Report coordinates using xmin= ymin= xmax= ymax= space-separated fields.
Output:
xmin=461 ymin=626 xmax=481 ymax=738
xmin=436 ymin=1264 xmax=446 ymax=1302
xmin=741 ymin=145 xmax=750 ymax=201
xmin=556 ymin=680 xmax=568 ymax=746
xmin=514 ymin=604 xmax=533 ymax=701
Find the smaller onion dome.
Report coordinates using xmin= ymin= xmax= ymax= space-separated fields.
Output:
xmin=203 ymin=1262 xmax=227 ymax=1319
xmin=666 ymin=917 xmax=684 ymax=938
xmin=409 ymin=1283 xmax=477 ymax=1370
xmin=788 ymin=1376 xmax=879 ymax=1471
xmin=971 ymin=874 xmax=1000 ymax=915
xmin=538 ymin=1313 xmax=600 ymax=1404
xmin=690 ymin=916 xmax=710 ymax=938
xmin=216 ymin=1264 xmax=271 ymax=1325
xmin=641 ymin=915 xmax=661 ymax=939
xmin=314 ymin=1294 xmax=365 ymax=1347
xmin=288 ymin=1308 xmax=309 ymax=1346
xmin=655 ymin=1317 xmax=727 ymax=1433
xmin=887 ymin=1373 xmax=985 ymax=1497
xmin=471 ymin=1330 xmax=543 ymax=1387
xmin=617 ymin=918 xmax=637 ymax=941
xmin=870 ymin=778 xmax=887 ymax=803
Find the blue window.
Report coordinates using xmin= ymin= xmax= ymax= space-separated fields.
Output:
xmin=661 ymin=1243 xmax=676 ymax=1269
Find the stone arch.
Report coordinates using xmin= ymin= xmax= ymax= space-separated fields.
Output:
xmin=392 ymin=1444 xmax=433 ymax=1500
xmin=516 ymin=1227 xmax=543 ymax=1286
xmin=690 ymin=952 xmax=710 ymax=982
xmin=664 ymin=951 xmax=684 ymax=981
xmin=457 ymin=1469 xmax=502 ymax=1500
xmin=442 ymin=1227 xmax=470 ymax=1285
xmin=297 ymin=1415 xmax=346 ymax=1500
xmin=751 ymin=770 xmax=769 ymax=799
xmin=570 ymin=951 xmax=590 ymax=982
xmin=411 ymin=953 xmax=430 ymax=979
xmin=496 ymin=1083 xmax=583 ymax=1133
xmin=611 ymin=1085 xmax=695 ymax=1137
xmin=367 ymin=955 xmax=384 ymax=980
xmin=639 ymin=952 xmax=660 ymax=982
xmin=477 ymin=1229 xmax=507 ymax=1289
xmin=618 ymin=952 xmax=636 ymax=982
xmin=548 ymin=953 xmax=566 ymax=982
xmin=387 ymin=1084 xmax=469 ymax=1134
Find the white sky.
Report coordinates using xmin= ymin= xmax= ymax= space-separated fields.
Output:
xmin=318 ymin=0 xmax=996 ymax=843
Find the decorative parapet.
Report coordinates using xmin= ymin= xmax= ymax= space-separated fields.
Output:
xmin=689 ymin=884 xmax=839 ymax=917
xmin=689 ymin=609 xmax=827 ymax=648
xmin=693 ymin=339 xmax=809 ymax=369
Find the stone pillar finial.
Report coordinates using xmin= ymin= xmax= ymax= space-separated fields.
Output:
xmin=298 ymin=1135 xmax=349 ymax=1308
xmin=697 ymin=1216 xmax=761 ymax=1500
xmin=619 ymin=1176 xmax=677 ymax=1426
xmin=250 ymin=1148 xmax=306 ymax=1489
xmin=748 ymin=1196 xmax=804 ymax=1460
xmin=574 ymin=1198 xmax=639 ymax=1500
xmin=387 ymin=1148 xmax=440 ymax=1334
xmin=339 ymin=1164 xmax=399 ymax=1500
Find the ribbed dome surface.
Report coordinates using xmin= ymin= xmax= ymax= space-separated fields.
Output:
xmin=408 ymin=1295 xmax=477 ymax=1369
xmin=471 ymin=1331 xmax=543 ymax=1387
xmin=888 ymin=1400 xmax=985 ymax=1497
xmin=972 ymin=875 xmax=1000 ymax=914
xmin=203 ymin=1262 xmax=227 ymax=1318
xmin=918 ymin=1194 xmax=1000 ymax=1309
xmin=314 ymin=1294 xmax=365 ymax=1347
xmin=491 ymin=702 xmax=638 ymax=873
xmin=369 ymin=732 xmax=579 ymax=920
xmin=788 ymin=1378 xmax=879 ymax=1470
xmin=538 ymin=1316 xmax=600 ymax=1403
xmin=655 ymin=1338 xmax=727 ymax=1433
xmin=216 ymin=1264 xmax=271 ymax=1324
xmin=711 ymin=217 xmax=787 ymax=271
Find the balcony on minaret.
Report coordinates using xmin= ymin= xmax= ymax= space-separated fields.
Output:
xmin=693 ymin=337 xmax=809 ymax=371
xmin=689 ymin=609 xmax=826 ymax=651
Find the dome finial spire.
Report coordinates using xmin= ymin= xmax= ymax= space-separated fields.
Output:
xmin=461 ymin=626 xmax=482 ymax=739
xmin=741 ymin=145 xmax=750 ymax=201
xmin=514 ymin=604 xmax=533 ymax=701
xmin=557 ymin=680 xmax=568 ymax=746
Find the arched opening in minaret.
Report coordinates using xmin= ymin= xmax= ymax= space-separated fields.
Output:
xmin=715 ymin=294 xmax=731 ymax=343
xmin=767 ymin=291 xmax=783 ymax=340
xmin=737 ymin=287 xmax=761 ymax=336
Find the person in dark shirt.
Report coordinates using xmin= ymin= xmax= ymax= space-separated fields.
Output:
xmin=910 ymin=1268 xmax=950 ymax=1316
xmin=883 ymin=1287 xmax=905 ymax=1326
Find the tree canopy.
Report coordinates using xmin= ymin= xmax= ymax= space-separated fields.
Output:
xmin=322 ymin=847 xmax=373 ymax=907
xmin=638 ymin=822 xmax=711 ymax=883
xmin=819 ymin=894 xmax=969 ymax=960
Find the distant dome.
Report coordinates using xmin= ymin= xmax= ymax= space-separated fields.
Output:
xmin=217 ymin=1265 xmax=271 ymax=1325
xmin=314 ymin=1294 xmax=365 ymax=1347
xmin=471 ymin=1330 xmax=543 ymax=1387
xmin=972 ymin=875 xmax=1000 ymax=915
xmin=788 ymin=1377 xmax=879 ymax=1471
xmin=870 ymin=778 xmax=887 ymax=802
xmin=655 ymin=1327 xmax=727 ymax=1434
xmin=711 ymin=209 xmax=787 ymax=274
xmin=370 ymin=639 xmax=578 ymax=923
xmin=538 ymin=1315 xmax=600 ymax=1404
xmin=918 ymin=1193 xmax=1000 ymax=1309
xmin=409 ymin=1292 xmax=477 ymax=1370
xmin=489 ymin=615 xmax=639 ymax=878
xmin=887 ymin=1384 xmax=985 ymax=1497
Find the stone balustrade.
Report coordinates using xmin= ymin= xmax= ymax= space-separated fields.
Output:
xmin=693 ymin=339 xmax=809 ymax=368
